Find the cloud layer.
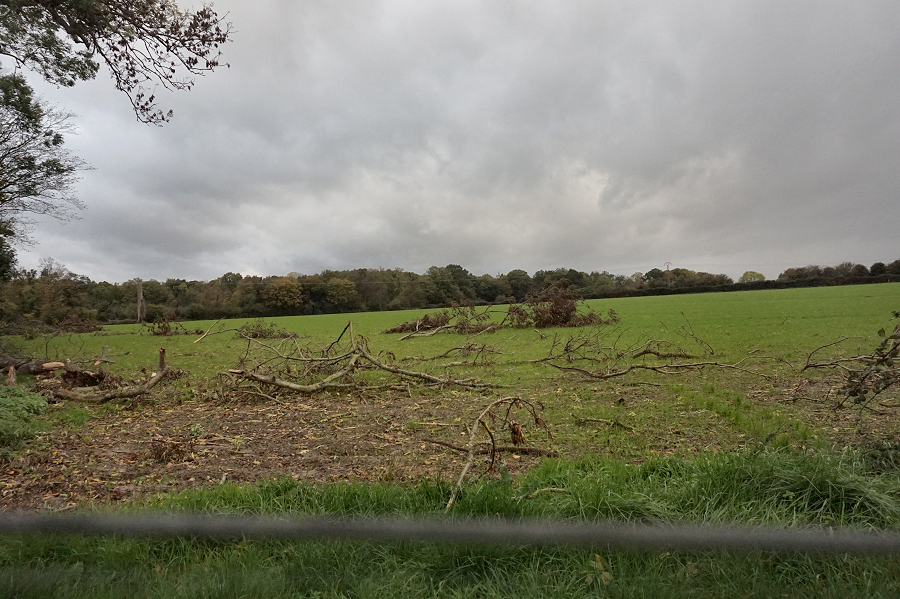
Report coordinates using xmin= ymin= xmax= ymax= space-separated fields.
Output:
xmin=18 ymin=0 xmax=900 ymax=282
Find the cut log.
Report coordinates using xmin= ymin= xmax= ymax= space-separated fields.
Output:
xmin=14 ymin=361 xmax=66 ymax=375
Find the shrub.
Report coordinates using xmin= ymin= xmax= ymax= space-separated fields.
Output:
xmin=235 ymin=318 xmax=297 ymax=339
xmin=0 ymin=386 xmax=47 ymax=456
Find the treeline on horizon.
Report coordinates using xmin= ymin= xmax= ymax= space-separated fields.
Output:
xmin=1 ymin=258 xmax=899 ymax=327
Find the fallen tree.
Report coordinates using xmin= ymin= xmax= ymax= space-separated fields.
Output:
xmin=0 ymin=354 xmax=66 ymax=376
xmin=492 ymin=312 xmax=777 ymax=382
xmin=547 ymin=357 xmax=773 ymax=381
xmin=47 ymin=349 xmax=171 ymax=404
xmin=383 ymin=303 xmax=499 ymax=337
xmin=218 ymin=322 xmax=494 ymax=397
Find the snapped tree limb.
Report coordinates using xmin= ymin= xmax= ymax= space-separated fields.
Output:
xmin=444 ymin=396 xmax=551 ymax=512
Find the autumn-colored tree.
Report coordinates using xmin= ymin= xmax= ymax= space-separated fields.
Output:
xmin=33 ymin=258 xmax=94 ymax=323
xmin=231 ymin=276 xmax=266 ymax=317
xmin=739 ymin=271 xmax=766 ymax=283
xmin=325 ymin=277 xmax=358 ymax=312
xmin=261 ymin=277 xmax=304 ymax=315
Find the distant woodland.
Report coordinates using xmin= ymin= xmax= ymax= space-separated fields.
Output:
xmin=1 ymin=258 xmax=898 ymax=329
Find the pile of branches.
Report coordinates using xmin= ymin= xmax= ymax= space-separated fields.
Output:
xmin=383 ymin=303 xmax=498 ymax=338
xmin=190 ymin=318 xmax=298 ymax=344
xmin=235 ymin=319 xmax=297 ymax=339
xmin=219 ymin=322 xmax=493 ymax=397
xmin=508 ymin=280 xmax=618 ymax=329
xmin=142 ymin=318 xmax=204 ymax=336
xmin=384 ymin=281 xmax=617 ymax=339
xmin=402 ymin=342 xmax=501 ymax=367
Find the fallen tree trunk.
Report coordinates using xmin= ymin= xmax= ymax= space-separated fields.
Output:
xmin=0 ymin=353 xmax=67 ymax=375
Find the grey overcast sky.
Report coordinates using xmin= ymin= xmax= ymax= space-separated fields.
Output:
xmin=15 ymin=0 xmax=900 ymax=282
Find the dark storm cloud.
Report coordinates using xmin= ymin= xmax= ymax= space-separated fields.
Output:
xmin=17 ymin=0 xmax=900 ymax=282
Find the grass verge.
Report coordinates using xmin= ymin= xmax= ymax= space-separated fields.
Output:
xmin=2 ymin=449 xmax=900 ymax=598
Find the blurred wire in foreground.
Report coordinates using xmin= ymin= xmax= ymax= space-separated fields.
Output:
xmin=2 ymin=513 xmax=900 ymax=554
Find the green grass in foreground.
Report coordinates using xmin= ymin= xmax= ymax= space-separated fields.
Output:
xmin=3 ymin=450 xmax=900 ymax=598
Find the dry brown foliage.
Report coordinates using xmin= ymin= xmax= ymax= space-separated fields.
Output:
xmin=508 ymin=280 xmax=618 ymax=328
xmin=383 ymin=303 xmax=498 ymax=336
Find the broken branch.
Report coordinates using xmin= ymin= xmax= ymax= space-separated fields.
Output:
xmin=193 ymin=319 xmax=224 ymax=343
xmin=549 ymin=358 xmax=772 ymax=380
xmin=52 ymin=349 xmax=171 ymax=404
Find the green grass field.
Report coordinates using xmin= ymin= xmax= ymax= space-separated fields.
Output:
xmin=2 ymin=283 xmax=900 ymax=597
xmin=16 ymin=283 xmax=897 ymax=378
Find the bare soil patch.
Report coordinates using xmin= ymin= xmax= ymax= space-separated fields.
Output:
xmin=0 ymin=388 xmax=548 ymax=511
xmin=2 ymin=375 xmax=899 ymax=511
